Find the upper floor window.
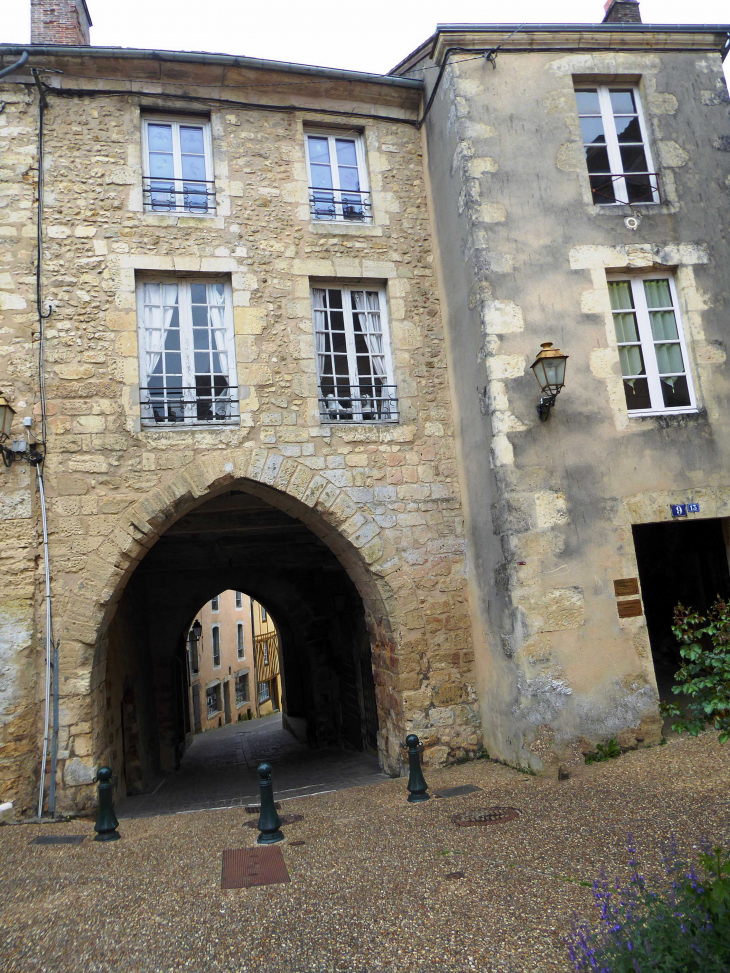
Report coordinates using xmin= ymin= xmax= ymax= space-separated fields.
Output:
xmin=212 ymin=626 xmax=221 ymax=667
xmin=575 ymin=86 xmax=659 ymax=206
xmin=608 ymin=275 xmax=695 ymax=416
xmin=237 ymin=623 xmax=245 ymax=659
xmin=137 ymin=278 xmax=239 ymax=427
xmin=305 ymin=131 xmax=371 ymax=223
xmin=142 ymin=116 xmax=216 ymax=215
xmin=312 ymin=285 xmax=398 ymax=424
xmin=211 ymin=595 xmax=220 ymax=611
xmin=235 ymin=591 xmax=243 ymax=609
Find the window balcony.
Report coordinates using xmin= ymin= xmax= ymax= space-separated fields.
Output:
xmin=142 ymin=177 xmax=217 ymax=215
xmin=140 ymin=386 xmax=239 ymax=426
xmin=318 ymin=383 xmax=399 ymax=423
xmin=309 ymin=187 xmax=372 ymax=223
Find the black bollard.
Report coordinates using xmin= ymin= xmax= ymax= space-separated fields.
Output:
xmin=93 ymin=766 xmax=121 ymax=842
xmin=256 ymin=762 xmax=284 ymax=844
xmin=405 ymin=733 xmax=430 ymax=803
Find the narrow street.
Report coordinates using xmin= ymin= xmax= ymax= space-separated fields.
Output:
xmin=117 ymin=714 xmax=390 ymax=817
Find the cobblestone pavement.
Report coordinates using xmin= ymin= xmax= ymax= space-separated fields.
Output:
xmin=2 ymin=732 xmax=730 ymax=973
xmin=117 ymin=714 xmax=389 ymax=818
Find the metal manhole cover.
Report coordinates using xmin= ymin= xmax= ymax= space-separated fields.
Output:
xmin=243 ymin=814 xmax=303 ymax=829
xmin=435 ymin=785 xmax=483 ymax=799
xmin=452 ymin=807 xmax=520 ymax=826
xmin=30 ymin=835 xmax=86 ymax=845
xmin=221 ymin=847 xmax=290 ymax=889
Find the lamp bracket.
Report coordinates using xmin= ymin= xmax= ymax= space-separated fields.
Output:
xmin=536 ymin=391 xmax=559 ymax=422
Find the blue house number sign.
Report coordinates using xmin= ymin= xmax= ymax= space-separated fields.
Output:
xmin=671 ymin=503 xmax=701 ymax=517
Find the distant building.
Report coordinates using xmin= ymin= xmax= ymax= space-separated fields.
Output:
xmin=187 ymin=591 xmax=281 ymax=732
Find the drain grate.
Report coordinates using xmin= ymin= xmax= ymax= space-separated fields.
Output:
xmin=446 ymin=871 xmax=465 ymax=880
xmin=221 ymin=847 xmax=290 ymax=889
xmin=243 ymin=813 xmax=303 ymax=829
xmin=30 ymin=835 xmax=86 ymax=845
xmin=435 ymin=785 xmax=483 ymax=799
xmin=452 ymin=807 xmax=520 ymax=827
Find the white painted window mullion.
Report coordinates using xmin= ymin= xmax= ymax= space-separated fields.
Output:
xmin=341 ymin=287 xmax=363 ymax=421
xmin=598 ymin=86 xmax=626 ymax=205
xmin=631 ymin=278 xmax=663 ymax=410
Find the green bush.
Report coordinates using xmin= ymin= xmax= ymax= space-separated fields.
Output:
xmin=662 ymin=599 xmax=730 ymax=742
xmin=585 ymin=738 xmax=622 ymax=764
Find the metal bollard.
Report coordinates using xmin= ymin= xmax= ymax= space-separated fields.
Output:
xmin=256 ymin=762 xmax=284 ymax=844
xmin=404 ymin=733 xmax=430 ymax=803
xmin=93 ymin=766 xmax=121 ymax=842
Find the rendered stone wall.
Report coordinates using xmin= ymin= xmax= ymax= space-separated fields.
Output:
xmin=409 ymin=40 xmax=730 ymax=771
xmin=0 ymin=55 xmax=481 ymax=815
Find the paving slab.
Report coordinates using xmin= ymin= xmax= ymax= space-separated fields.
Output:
xmin=1 ymin=731 xmax=729 ymax=973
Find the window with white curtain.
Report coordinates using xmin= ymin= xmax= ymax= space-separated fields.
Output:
xmin=136 ymin=278 xmax=238 ymax=426
xmin=305 ymin=130 xmax=371 ymax=222
xmin=608 ymin=275 xmax=695 ymax=415
xmin=142 ymin=116 xmax=215 ymax=214
xmin=311 ymin=285 xmax=398 ymax=423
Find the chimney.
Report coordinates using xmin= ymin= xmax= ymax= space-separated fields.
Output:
xmin=602 ymin=0 xmax=641 ymax=23
xmin=31 ymin=0 xmax=92 ymax=46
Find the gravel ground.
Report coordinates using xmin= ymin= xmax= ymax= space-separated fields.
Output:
xmin=1 ymin=732 xmax=729 ymax=973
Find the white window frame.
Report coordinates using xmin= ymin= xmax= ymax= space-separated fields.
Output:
xmin=136 ymin=277 xmax=238 ymax=428
xmin=259 ymin=680 xmax=271 ymax=703
xmin=142 ymin=115 xmax=216 ymax=215
xmin=206 ymin=683 xmax=221 ymax=718
xmin=575 ymin=85 xmax=659 ymax=206
xmin=608 ymin=273 xmax=697 ymax=417
xmin=211 ymin=595 xmax=220 ymax=612
xmin=304 ymin=129 xmax=371 ymax=223
xmin=311 ymin=283 xmax=398 ymax=424
xmin=235 ymin=673 xmax=249 ymax=707
xmin=235 ymin=591 xmax=243 ymax=609
xmin=237 ymin=623 xmax=245 ymax=660
xmin=211 ymin=625 xmax=221 ymax=668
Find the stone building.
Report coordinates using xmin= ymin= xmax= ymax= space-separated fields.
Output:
xmin=1 ymin=0 xmax=730 ymax=819
xmin=392 ymin=0 xmax=730 ymax=769
xmin=0 ymin=0 xmax=479 ymax=817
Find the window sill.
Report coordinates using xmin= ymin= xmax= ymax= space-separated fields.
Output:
xmin=141 ymin=421 xmax=240 ymax=431
xmin=320 ymin=419 xmax=399 ymax=426
xmin=310 ymin=221 xmax=382 ymax=236
xmin=628 ymin=408 xmax=699 ymax=419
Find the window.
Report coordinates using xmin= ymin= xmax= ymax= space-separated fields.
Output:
xmin=211 ymin=595 xmax=220 ymax=611
xmin=212 ymin=626 xmax=221 ymax=668
xmin=260 ymin=605 xmax=267 ymax=623
xmin=305 ymin=131 xmax=371 ymax=222
xmin=259 ymin=681 xmax=271 ymax=703
xmin=188 ymin=631 xmax=200 ymax=675
xmin=206 ymin=684 xmax=220 ymax=718
xmin=235 ymin=591 xmax=243 ymax=609
xmin=262 ymin=639 xmax=269 ymax=667
xmin=237 ymin=623 xmax=245 ymax=659
xmin=608 ymin=276 xmax=695 ymax=415
xmin=575 ymin=86 xmax=659 ymax=205
xmin=312 ymin=285 xmax=398 ymax=423
xmin=137 ymin=279 xmax=238 ymax=426
xmin=142 ymin=116 xmax=215 ymax=214
xmin=235 ymin=673 xmax=249 ymax=707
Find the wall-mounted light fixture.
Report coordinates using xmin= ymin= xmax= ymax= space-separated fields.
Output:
xmin=0 ymin=393 xmax=44 ymax=467
xmin=191 ymin=619 xmax=203 ymax=641
xmin=530 ymin=343 xmax=569 ymax=422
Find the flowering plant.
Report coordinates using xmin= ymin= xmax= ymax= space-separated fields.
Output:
xmin=566 ymin=836 xmax=730 ymax=972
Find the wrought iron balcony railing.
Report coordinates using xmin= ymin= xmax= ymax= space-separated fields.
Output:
xmin=309 ymin=187 xmax=372 ymax=223
xmin=142 ymin=177 xmax=217 ymax=215
xmin=140 ymin=386 xmax=239 ymax=425
xmin=318 ymin=383 xmax=399 ymax=423
xmin=590 ymin=171 xmax=661 ymax=206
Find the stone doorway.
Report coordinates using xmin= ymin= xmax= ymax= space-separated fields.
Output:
xmin=101 ymin=486 xmax=386 ymax=804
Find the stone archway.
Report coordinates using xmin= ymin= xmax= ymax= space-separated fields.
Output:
xmin=55 ymin=449 xmax=418 ymax=812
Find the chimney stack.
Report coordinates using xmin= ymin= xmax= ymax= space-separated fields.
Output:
xmin=31 ymin=0 xmax=92 ymax=46
xmin=602 ymin=0 xmax=642 ymax=23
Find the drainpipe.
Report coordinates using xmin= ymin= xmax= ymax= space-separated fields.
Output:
xmin=0 ymin=50 xmax=29 ymax=79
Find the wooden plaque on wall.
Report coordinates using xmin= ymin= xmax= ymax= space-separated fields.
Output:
xmin=617 ymin=598 xmax=643 ymax=618
xmin=614 ymin=578 xmax=640 ymax=597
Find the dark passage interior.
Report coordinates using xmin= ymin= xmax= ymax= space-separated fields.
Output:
xmin=102 ymin=487 xmax=380 ymax=800
xmin=633 ymin=518 xmax=730 ymax=701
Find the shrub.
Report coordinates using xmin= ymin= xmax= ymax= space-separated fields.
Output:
xmin=566 ymin=836 xmax=730 ymax=972
xmin=585 ymin=739 xmax=622 ymax=764
xmin=662 ymin=598 xmax=730 ymax=742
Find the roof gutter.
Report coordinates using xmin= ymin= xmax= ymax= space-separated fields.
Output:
xmin=0 ymin=44 xmax=422 ymax=90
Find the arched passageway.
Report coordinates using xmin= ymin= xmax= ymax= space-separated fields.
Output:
xmin=102 ymin=486 xmax=385 ymax=803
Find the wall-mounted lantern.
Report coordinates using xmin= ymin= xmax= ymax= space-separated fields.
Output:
xmin=191 ymin=619 xmax=202 ymax=641
xmin=530 ymin=343 xmax=568 ymax=422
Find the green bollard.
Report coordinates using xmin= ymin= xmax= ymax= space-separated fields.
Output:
xmin=93 ymin=766 xmax=120 ymax=842
xmin=256 ymin=762 xmax=284 ymax=844
xmin=405 ymin=733 xmax=430 ymax=803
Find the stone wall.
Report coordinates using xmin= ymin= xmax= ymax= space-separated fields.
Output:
xmin=0 ymin=53 xmax=482 ymax=815
xmin=407 ymin=34 xmax=730 ymax=771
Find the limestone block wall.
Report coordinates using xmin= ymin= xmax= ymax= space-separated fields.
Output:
xmin=409 ymin=37 xmax=730 ymax=770
xmin=0 ymin=53 xmax=482 ymax=815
